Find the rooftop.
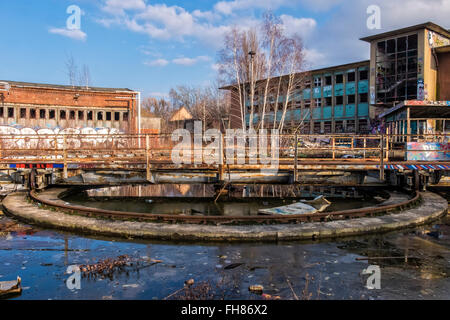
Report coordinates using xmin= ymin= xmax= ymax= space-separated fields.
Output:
xmin=360 ymin=22 xmax=450 ymax=42
xmin=0 ymin=80 xmax=135 ymax=93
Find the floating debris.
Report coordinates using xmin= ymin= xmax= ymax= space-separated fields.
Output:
xmin=224 ymin=263 xmax=243 ymax=270
xmin=302 ymin=195 xmax=332 ymax=212
xmin=248 ymin=285 xmax=264 ymax=294
xmin=0 ymin=276 xmax=22 ymax=299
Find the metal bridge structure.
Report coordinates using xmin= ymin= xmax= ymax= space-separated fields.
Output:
xmin=0 ymin=133 xmax=448 ymax=189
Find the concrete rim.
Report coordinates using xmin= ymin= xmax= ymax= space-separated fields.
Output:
xmin=1 ymin=190 xmax=447 ymax=242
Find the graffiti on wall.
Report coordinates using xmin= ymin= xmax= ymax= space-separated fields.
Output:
xmin=407 ymin=142 xmax=450 ymax=161
xmin=428 ymin=31 xmax=450 ymax=49
xmin=0 ymin=126 xmax=125 ymax=150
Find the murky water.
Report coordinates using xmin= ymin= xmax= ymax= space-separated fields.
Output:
xmin=62 ymin=184 xmax=383 ymax=216
xmin=0 ymin=187 xmax=448 ymax=300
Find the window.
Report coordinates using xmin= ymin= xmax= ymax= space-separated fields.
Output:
xmin=8 ymin=108 xmax=14 ymax=118
xmin=335 ymin=120 xmax=343 ymax=133
xmin=325 ymin=97 xmax=332 ymax=106
xmin=97 ymin=111 xmax=103 ymax=121
xmin=336 ymin=96 xmax=343 ymax=105
xmin=20 ymin=108 xmax=26 ymax=118
xmin=40 ymin=109 xmax=46 ymax=119
xmin=359 ymin=93 xmax=368 ymax=103
xmin=69 ymin=110 xmax=75 ymax=120
xmin=325 ymin=75 xmax=332 ymax=86
xmin=30 ymin=109 xmax=36 ymax=119
xmin=347 ymin=95 xmax=355 ymax=104
xmin=49 ymin=110 xmax=55 ymax=119
xmin=114 ymin=112 xmax=120 ymax=121
xmin=375 ymin=34 xmax=418 ymax=104
xmin=106 ymin=112 xmax=111 ymax=121
xmin=78 ymin=111 xmax=84 ymax=120
xmin=314 ymin=99 xmax=322 ymax=107
xmin=304 ymin=100 xmax=311 ymax=108
xmin=314 ymin=77 xmax=322 ymax=87
xmin=0 ymin=107 xmax=3 ymax=117
xmin=347 ymin=72 xmax=355 ymax=82
xmin=123 ymin=112 xmax=129 ymax=121
xmin=359 ymin=70 xmax=368 ymax=80
xmin=87 ymin=111 xmax=93 ymax=120
xmin=60 ymin=110 xmax=66 ymax=120
xmin=335 ymin=74 xmax=343 ymax=84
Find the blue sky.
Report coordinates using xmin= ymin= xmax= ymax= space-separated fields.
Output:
xmin=0 ymin=0 xmax=449 ymax=98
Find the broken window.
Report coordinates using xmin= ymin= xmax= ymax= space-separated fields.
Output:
xmin=49 ymin=110 xmax=55 ymax=119
xmin=359 ymin=70 xmax=368 ymax=80
xmin=325 ymin=75 xmax=332 ymax=85
xmin=20 ymin=108 xmax=26 ymax=118
xmin=336 ymin=96 xmax=343 ymax=105
xmin=97 ymin=111 xmax=103 ymax=121
xmin=8 ymin=108 xmax=14 ymax=118
xmin=325 ymin=97 xmax=332 ymax=106
xmin=30 ymin=109 xmax=36 ymax=119
xmin=123 ymin=112 xmax=129 ymax=121
xmin=359 ymin=93 xmax=368 ymax=103
xmin=60 ymin=110 xmax=66 ymax=120
xmin=0 ymin=107 xmax=3 ymax=117
xmin=304 ymin=100 xmax=311 ymax=108
xmin=78 ymin=111 xmax=84 ymax=120
xmin=335 ymin=74 xmax=343 ymax=84
xmin=114 ymin=112 xmax=120 ymax=121
xmin=106 ymin=112 xmax=111 ymax=121
xmin=347 ymin=72 xmax=355 ymax=82
xmin=347 ymin=95 xmax=355 ymax=104
xmin=87 ymin=111 xmax=93 ymax=120
xmin=40 ymin=109 xmax=46 ymax=119
xmin=69 ymin=110 xmax=75 ymax=120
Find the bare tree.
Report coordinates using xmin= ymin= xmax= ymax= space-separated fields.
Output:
xmin=65 ymin=54 xmax=78 ymax=86
xmin=217 ymin=11 xmax=308 ymax=132
xmin=79 ymin=64 xmax=92 ymax=88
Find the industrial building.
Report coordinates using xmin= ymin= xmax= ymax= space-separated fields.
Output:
xmin=221 ymin=22 xmax=450 ymax=134
xmin=0 ymin=81 xmax=160 ymax=134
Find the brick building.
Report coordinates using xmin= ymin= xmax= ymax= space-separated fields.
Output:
xmin=0 ymin=80 xmax=139 ymax=133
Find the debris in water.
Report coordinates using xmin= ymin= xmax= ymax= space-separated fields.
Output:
xmin=224 ymin=263 xmax=243 ymax=270
xmin=262 ymin=293 xmax=281 ymax=300
xmin=185 ymin=279 xmax=195 ymax=287
xmin=0 ymin=276 xmax=22 ymax=299
xmin=302 ymin=195 xmax=331 ymax=212
xmin=248 ymin=285 xmax=264 ymax=294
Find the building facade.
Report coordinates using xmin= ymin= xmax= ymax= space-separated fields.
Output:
xmin=222 ymin=22 xmax=450 ymax=134
xmin=0 ymin=81 xmax=139 ymax=134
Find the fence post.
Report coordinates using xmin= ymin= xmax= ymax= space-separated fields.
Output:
xmin=146 ymin=134 xmax=152 ymax=181
xmin=379 ymin=134 xmax=385 ymax=181
xmin=63 ymin=135 xmax=68 ymax=179
xmin=218 ymin=132 xmax=224 ymax=182
xmin=294 ymin=133 xmax=298 ymax=183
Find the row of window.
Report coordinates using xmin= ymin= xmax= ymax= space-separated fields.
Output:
xmin=248 ymin=93 xmax=368 ymax=113
xmin=313 ymin=69 xmax=368 ymax=87
xmin=0 ymin=107 xmax=129 ymax=122
xmin=245 ymin=69 xmax=369 ymax=96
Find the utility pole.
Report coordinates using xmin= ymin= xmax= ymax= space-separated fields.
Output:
xmin=249 ymin=51 xmax=256 ymax=130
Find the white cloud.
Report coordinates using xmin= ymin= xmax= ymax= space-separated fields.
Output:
xmin=144 ymin=59 xmax=169 ymax=67
xmin=172 ymin=56 xmax=211 ymax=66
xmin=280 ymin=15 xmax=317 ymax=38
xmin=49 ymin=28 xmax=87 ymax=41
xmin=214 ymin=0 xmax=291 ymax=15
xmin=102 ymin=0 xmax=146 ymax=15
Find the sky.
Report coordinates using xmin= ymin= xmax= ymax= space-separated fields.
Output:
xmin=0 ymin=0 xmax=449 ymax=98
